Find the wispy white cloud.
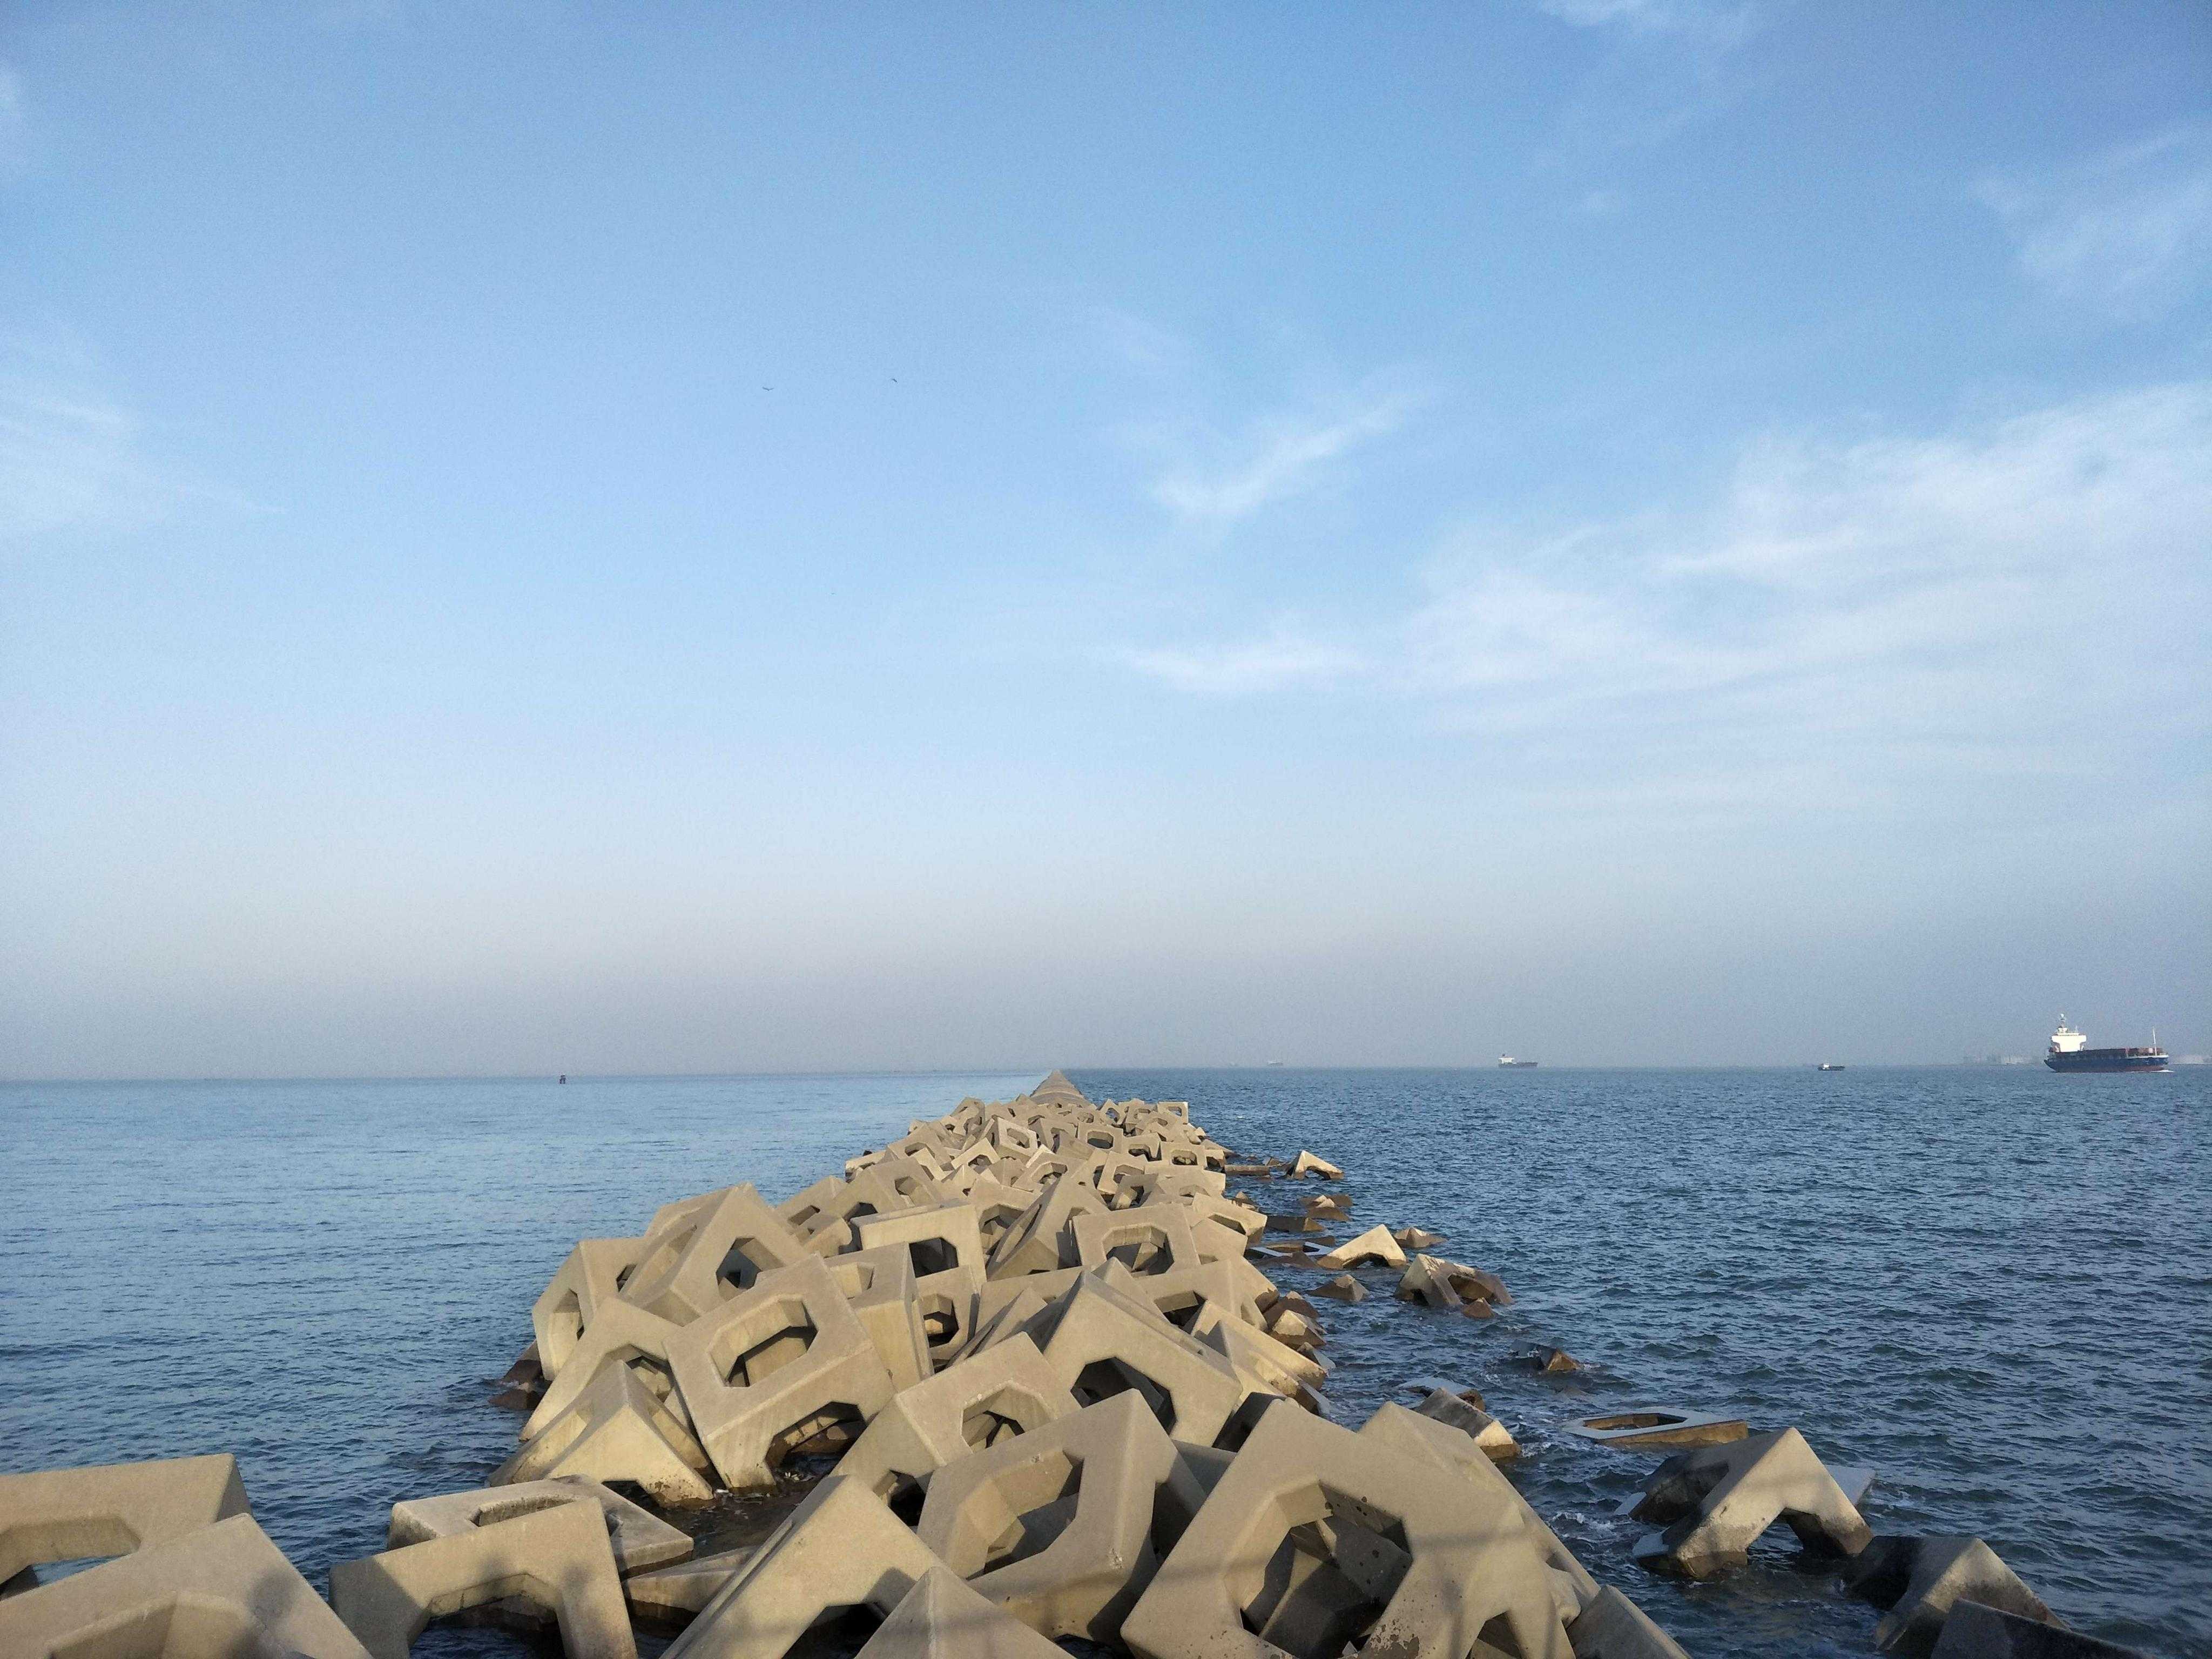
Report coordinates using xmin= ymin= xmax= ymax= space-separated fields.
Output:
xmin=0 ymin=336 xmax=255 ymax=546
xmin=1126 ymin=386 xmax=2212 ymax=792
xmin=1978 ymin=126 xmax=2212 ymax=320
xmin=1145 ymin=387 xmax=1418 ymax=528
xmin=1535 ymin=0 xmax=1765 ymax=152
xmin=1125 ymin=625 xmax=1361 ymax=696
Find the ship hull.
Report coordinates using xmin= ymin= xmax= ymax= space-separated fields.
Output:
xmin=2046 ymin=1049 xmax=2169 ymax=1073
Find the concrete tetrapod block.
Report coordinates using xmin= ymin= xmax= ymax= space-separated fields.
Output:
xmin=1397 ymin=1253 xmax=1513 ymax=1311
xmin=0 ymin=1513 xmax=370 ymax=1658
xmin=916 ymin=1390 xmax=1206 ymax=1645
xmin=1313 ymin=1224 xmax=1405 ymax=1271
xmin=520 ymin=1293 xmax=693 ymax=1441
xmin=389 ymin=1476 xmax=693 ymax=1575
xmin=1023 ymin=1270 xmax=1247 ymax=1445
xmin=987 ymin=1173 xmax=1109 ymax=1279
xmin=619 ymin=1184 xmax=817 ymax=1325
xmin=494 ymin=1357 xmax=717 ymax=1506
xmin=1123 ymin=1401 xmax=1570 ymax=1659
xmin=1312 ymin=1273 xmax=1367 ymax=1303
xmin=851 ymin=1563 xmax=1070 ymax=1658
xmin=1845 ymin=1536 xmax=2062 ymax=1657
xmin=1072 ymin=1205 xmax=1203 ymax=1276
xmin=1287 ymin=1150 xmax=1344 ymax=1179
xmin=1358 ymin=1402 xmax=1599 ymax=1622
xmin=913 ymin=1263 xmax=986 ymax=1370
xmin=0 ymin=1453 xmax=252 ymax=1594
xmin=665 ymin=1253 xmax=898 ymax=1492
xmin=1567 ymin=1585 xmax=1694 ymax=1659
xmin=1630 ymin=1427 xmax=1873 ymax=1579
xmin=532 ymin=1236 xmax=649 ymax=1378
xmin=1413 ymin=1387 xmax=1521 ymax=1461
xmin=664 ymin=1476 xmax=943 ymax=1659
xmin=825 ymin=1245 xmax=934 ymax=1394
xmin=835 ymin=1334 xmax=1081 ymax=1506
xmin=1930 ymin=1600 xmax=2149 ymax=1659
xmin=1393 ymin=1226 xmax=1446 ymax=1250
xmin=1566 ymin=1410 xmax=1749 ymax=1450
xmin=627 ymin=1547 xmax=756 ymax=1621
xmin=853 ymin=1200 xmax=987 ymax=1278
xmin=331 ymin=1497 xmax=636 ymax=1659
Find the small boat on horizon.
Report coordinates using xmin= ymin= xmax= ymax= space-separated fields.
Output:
xmin=1817 ymin=1063 xmax=1846 ymax=1071
xmin=1498 ymin=1056 xmax=1539 ymax=1069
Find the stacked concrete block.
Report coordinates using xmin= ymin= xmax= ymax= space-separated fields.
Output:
xmin=1847 ymin=1535 xmax=2066 ymax=1656
xmin=1630 ymin=1426 xmax=1874 ymax=1578
xmin=835 ymin=1335 xmax=1080 ymax=1504
xmin=494 ymin=1358 xmax=718 ymax=1505
xmin=387 ymin=1476 xmax=693 ymax=1575
xmin=0 ymin=1453 xmax=251 ymax=1596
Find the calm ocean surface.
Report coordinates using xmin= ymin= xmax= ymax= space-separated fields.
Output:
xmin=2 ymin=1067 xmax=2207 ymax=1657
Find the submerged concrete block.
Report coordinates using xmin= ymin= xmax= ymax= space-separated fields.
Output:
xmin=665 ymin=1476 xmax=941 ymax=1659
xmin=917 ymin=1390 xmax=1205 ymax=1644
xmin=1397 ymin=1253 xmax=1512 ymax=1310
xmin=1314 ymin=1224 xmax=1406 ymax=1270
xmin=666 ymin=1252 xmax=898 ymax=1491
xmin=494 ymin=1357 xmax=717 ymax=1506
xmin=1312 ymin=1273 xmax=1367 ymax=1303
xmin=1023 ymin=1270 xmax=1246 ymax=1445
xmin=0 ymin=1453 xmax=251 ymax=1591
xmin=1930 ymin=1600 xmax=2147 ymax=1659
xmin=1287 ymin=1150 xmax=1344 ymax=1179
xmin=389 ymin=1476 xmax=692 ymax=1575
xmin=836 ymin=1334 xmax=1081 ymax=1505
xmin=1393 ymin=1225 xmax=1446 ymax=1250
xmin=1568 ymin=1584 xmax=1693 ymax=1659
xmin=1846 ymin=1536 xmax=2061 ymax=1657
xmin=331 ymin=1496 xmax=636 ymax=1659
xmin=853 ymin=1564 xmax=1072 ymax=1658
xmin=1123 ymin=1401 xmax=1570 ymax=1659
xmin=0 ymin=1512 xmax=370 ymax=1659
xmin=1566 ymin=1410 xmax=1749 ymax=1449
xmin=1630 ymin=1427 xmax=1872 ymax=1579
xmin=1413 ymin=1387 xmax=1520 ymax=1461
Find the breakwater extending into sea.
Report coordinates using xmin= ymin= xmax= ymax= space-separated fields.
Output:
xmin=2 ymin=1066 xmax=2206 ymax=1656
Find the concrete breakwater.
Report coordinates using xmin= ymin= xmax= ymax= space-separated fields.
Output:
xmin=0 ymin=1071 xmax=2147 ymax=1658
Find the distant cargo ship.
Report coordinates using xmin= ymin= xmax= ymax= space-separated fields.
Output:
xmin=1817 ymin=1063 xmax=1846 ymax=1071
xmin=1498 ymin=1056 xmax=1538 ymax=1069
xmin=2045 ymin=1018 xmax=2168 ymax=1074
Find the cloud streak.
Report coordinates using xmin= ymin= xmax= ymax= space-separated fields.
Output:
xmin=1127 ymin=385 xmax=2212 ymax=793
xmin=1146 ymin=388 xmax=1417 ymax=528
xmin=1979 ymin=125 xmax=2212 ymax=320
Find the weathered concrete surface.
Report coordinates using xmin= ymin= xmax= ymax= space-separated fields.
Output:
xmin=1846 ymin=1535 xmax=2062 ymax=1657
xmin=665 ymin=1476 xmax=942 ymax=1659
xmin=1413 ymin=1386 xmax=1521 ymax=1461
xmin=1568 ymin=1584 xmax=1694 ymax=1659
xmin=625 ymin=1546 xmax=756 ymax=1621
xmin=1311 ymin=1272 xmax=1367 ymax=1303
xmin=1397 ymin=1253 xmax=1512 ymax=1310
xmin=388 ymin=1476 xmax=692 ymax=1575
xmin=1021 ymin=1270 xmax=1246 ymax=1445
xmin=835 ymin=1334 xmax=1080 ymax=1503
xmin=331 ymin=1496 xmax=636 ymax=1659
xmin=1314 ymin=1224 xmax=1406 ymax=1270
xmin=1566 ymin=1410 xmax=1750 ymax=1450
xmin=1122 ymin=1398 xmax=1570 ymax=1659
xmin=0 ymin=1453 xmax=251 ymax=1594
xmin=853 ymin=1564 xmax=1073 ymax=1657
xmin=1631 ymin=1427 xmax=1872 ymax=1578
xmin=494 ymin=1358 xmax=717 ymax=1506
xmin=1930 ymin=1600 xmax=2148 ymax=1659
xmin=1287 ymin=1150 xmax=1344 ymax=1179
xmin=0 ymin=1512 xmax=370 ymax=1659
xmin=917 ymin=1391 xmax=1203 ymax=1644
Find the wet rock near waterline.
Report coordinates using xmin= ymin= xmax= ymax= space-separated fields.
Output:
xmin=1312 ymin=1272 xmax=1367 ymax=1302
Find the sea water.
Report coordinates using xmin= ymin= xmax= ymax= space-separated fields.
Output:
xmin=2 ymin=1067 xmax=2206 ymax=1657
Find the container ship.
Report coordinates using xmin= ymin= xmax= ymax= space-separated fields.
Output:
xmin=1498 ymin=1056 xmax=1539 ymax=1068
xmin=2045 ymin=1018 xmax=2168 ymax=1073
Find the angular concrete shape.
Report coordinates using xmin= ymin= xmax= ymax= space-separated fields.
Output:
xmin=331 ymin=1496 xmax=636 ymax=1659
xmin=1397 ymin=1253 xmax=1512 ymax=1310
xmin=1568 ymin=1585 xmax=1693 ymax=1659
xmin=826 ymin=1245 xmax=934 ymax=1394
xmin=1287 ymin=1150 xmax=1343 ymax=1179
xmin=1123 ymin=1402 xmax=1570 ymax=1659
xmin=854 ymin=1201 xmax=987 ymax=1279
xmin=626 ymin=1546 xmax=756 ymax=1621
xmin=494 ymin=1358 xmax=717 ymax=1507
xmin=1930 ymin=1600 xmax=2147 ymax=1659
xmin=520 ymin=1294 xmax=693 ymax=1441
xmin=852 ymin=1564 xmax=1072 ymax=1658
xmin=1413 ymin=1387 xmax=1520 ymax=1461
xmin=0 ymin=1453 xmax=251 ymax=1591
xmin=1566 ymin=1410 xmax=1749 ymax=1450
xmin=1312 ymin=1273 xmax=1367 ymax=1303
xmin=987 ymin=1173 xmax=1109 ymax=1279
xmin=621 ymin=1183 xmax=817 ymax=1325
xmin=913 ymin=1263 xmax=985 ymax=1370
xmin=665 ymin=1253 xmax=898 ymax=1491
xmin=916 ymin=1390 xmax=1204 ymax=1644
xmin=1846 ymin=1536 xmax=2062 ymax=1657
xmin=532 ymin=1235 xmax=649 ymax=1378
xmin=388 ymin=1476 xmax=692 ymax=1575
xmin=665 ymin=1476 xmax=942 ymax=1659
xmin=836 ymin=1335 xmax=1080 ymax=1505
xmin=1630 ymin=1427 xmax=1873 ymax=1579
xmin=0 ymin=1512 xmax=370 ymax=1659
xmin=1393 ymin=1226 xmax=1446 ymax=1250
xmin=1313 ymin=1224 xmax=1405 ymax=1271
xmin=1072 ymin=1206 xmax=1202 ymax=1277
xmin=1023 ymin=1270 xmax=1246 ymax=1445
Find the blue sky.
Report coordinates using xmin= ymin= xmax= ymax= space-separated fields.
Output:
xmin=2 ymin=2 xmax=2207 ymax=1075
